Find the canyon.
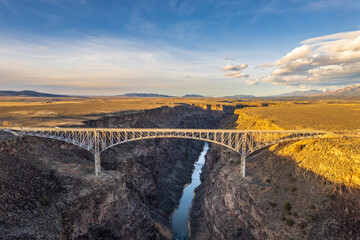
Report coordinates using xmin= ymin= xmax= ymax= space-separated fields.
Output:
xmin=0 ymin=105 xmax=227 ymax=239
xmin=0 ymin=104 xmax=359 ymax=239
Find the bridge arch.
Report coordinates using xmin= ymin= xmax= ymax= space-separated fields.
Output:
xmin=98 ymin=135 xmax=241 ymax=155
xmin=1 ymin=127 xmax=328 ymax=177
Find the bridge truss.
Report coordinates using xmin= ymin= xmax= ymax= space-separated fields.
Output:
xmin=1 ymin=127 xmax=328 ymax=176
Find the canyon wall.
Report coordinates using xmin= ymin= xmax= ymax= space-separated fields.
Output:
xmin=0 ymin=105 xmax=228 ymax=239
xmin=190 ymin=116 xmax=360 ymax=240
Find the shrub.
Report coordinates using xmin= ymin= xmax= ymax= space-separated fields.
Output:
xmin=269 ymin=202 xmax=277 ymax=208
xmin=325 ymin=193 xmax=336 ymax=200
xmin=284 ymin=202 xmax=292 ymax=211
xmin=236 ymin=228 xmax=242 ymax=237
xmin=294 ymin=143 xmax=305 ymax=153
xmin=288 ymin=174 xmax=296 ymax=182
xmin=298 ymin=222 xmax=308 ymax=229
xmin=41 ymin=196 xmax=51 ymax=207
xmin=309 ymin=204 xmax=316 ymax=210
xmin=286 ymin=219 xmax=295 ymax=227
xmin=307 ymin=213 xmax=317 ymax=222
xmin=290 ymin=186 xmax=297 ymax=192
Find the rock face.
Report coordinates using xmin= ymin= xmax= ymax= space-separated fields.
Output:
xmin=3 ymin=103 xmax=358 ymax=240
xmin=0 ymin=105 xmax=228 ymax=239
xmin=190 ymin=142 xmax=360 ymax=240
xmin=189 ymin=146 xmax=274 ymax=240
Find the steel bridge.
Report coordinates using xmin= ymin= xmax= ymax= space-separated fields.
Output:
xmin=0 ymin=127 xmax=328 ymax=177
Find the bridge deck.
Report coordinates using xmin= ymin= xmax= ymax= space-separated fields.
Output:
xmin=0 ymin=127 xmax=331 ymax=177
xmin=0 ymin=126 xmax=329 ymax=134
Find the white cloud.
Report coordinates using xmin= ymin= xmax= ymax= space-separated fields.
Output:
xmin=223 ymin=71 xmax=249 ymax=78
xmin=257 ymin=61 xmax=272 ymax=68
xmin=263 ymin=30 xmax=360 ymax=86
xmin=274 ymin=45 xmax=313 ymax=66
xmin=222 ymin=64 xmax=247 ymax=71
xmin=245 ymin=78 xmax=260 ymax=85
xmin=222 ymin=63 xmax=248 ymax=79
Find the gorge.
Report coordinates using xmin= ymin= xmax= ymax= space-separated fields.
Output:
xmin=0 ymin=104 xmax=228 ymax=239
xmin=0 ymin=104 xmax=359 ymax=239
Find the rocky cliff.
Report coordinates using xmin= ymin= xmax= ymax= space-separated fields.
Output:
xmin=0 ymin=105 xmax=228 ymax=239
xmin=190 ymin=116 xmax=360 ymax=240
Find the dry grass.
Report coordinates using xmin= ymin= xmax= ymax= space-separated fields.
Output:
xmin=270 ymin=138 xmax=360 ymax=188
xmin=0 ymin=97 xmax=245 ymax=127
xmin=234 ymin=109 xmax=283 ymax=130
xmin=241 ymin=101 xmax=360 ymax=131
xmin=234 ymin=101 xmax=360 ymax=189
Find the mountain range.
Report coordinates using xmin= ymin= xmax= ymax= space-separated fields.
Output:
xmin=222 ymin=94 xmax=256 ymax=99
xmin=319 ymin=84 xmax=360 ymax=97
xmin=272 ymin=89 xmax=323 ymax=97
xmin=1 ymin=84 xmax=360 ymax=99
xmin=182 ymin=94 xmax=204 ymax=98
xmin=121 ymin=93 xmax=172 ymax=97
xmin=0 ymin=90 xmax=69 ymax=98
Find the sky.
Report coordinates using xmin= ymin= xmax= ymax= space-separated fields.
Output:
xmin=1 ymin=0 xmax=360 ymax=96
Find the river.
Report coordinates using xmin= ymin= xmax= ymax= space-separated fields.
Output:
xmin=171 ymin=143 xmax=209 ymax=240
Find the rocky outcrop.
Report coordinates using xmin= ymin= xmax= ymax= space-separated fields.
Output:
xmin=0 ymin=105 xmax=228 ymax=239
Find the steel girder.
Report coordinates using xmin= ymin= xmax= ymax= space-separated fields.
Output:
xmin=1 ymin=127 xmax=328 ymax=176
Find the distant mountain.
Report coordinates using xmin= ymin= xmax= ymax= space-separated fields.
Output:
xmin=122 ymin=93 xmax=172 ymax=97
xmin=274 ymin=89 xmax=323 ymax=97
xmin=182 ymin=94 xmax=204 ymax=98
xmin=0 ymin=90 xmax=69 ymax=97
xmin=223 ymin=94 xmax=256 ymax=99
xmin=318 ymin=84 xmax=360 ymax=96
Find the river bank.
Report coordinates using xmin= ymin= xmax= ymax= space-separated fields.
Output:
xmin=172 ymin=143 xmax=208 ymax=240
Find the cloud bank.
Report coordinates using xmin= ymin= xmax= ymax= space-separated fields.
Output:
xmin=0 ymin=35 xmax=227 ymax=95
xmin=263 ymin=30 xmax=360 ymax=86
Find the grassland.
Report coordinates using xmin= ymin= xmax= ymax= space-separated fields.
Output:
xmin=270 ymin=138 xmax=360 ymax=188
xmin=2 ymin=96 xmax=359 ymax=188
xmin=0 ymin=97 xmax=246 ymax=127
xmin=241 ymin=101 xmax=360 ymax=131
xmin=234 ymin=101 xmax=360 ymax=189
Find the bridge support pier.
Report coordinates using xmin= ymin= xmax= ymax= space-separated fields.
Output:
xmin=241 ymin=155 xmax=246 ymax=177
xmin=95 ymin=154 xmax=101 ymax=176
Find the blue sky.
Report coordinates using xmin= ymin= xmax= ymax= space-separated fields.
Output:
xmin=1 ymin=0 xmax=360 ymax=96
